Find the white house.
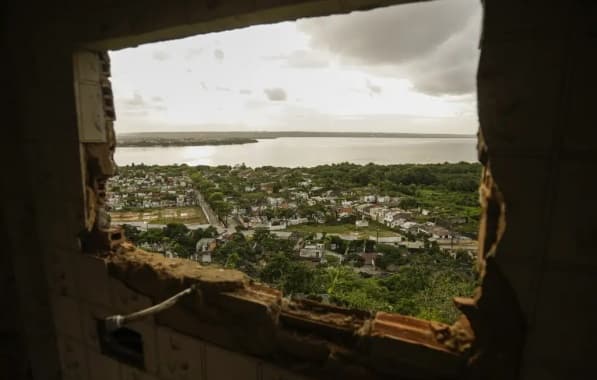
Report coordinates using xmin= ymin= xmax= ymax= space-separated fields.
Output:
xmin=377 ymin=195 xmax=391 ymax=204
xmin=421 ymin=226 xmax=452 ymax=239
xmin=287 ymin=217 xmax=309 ymax=226
xmin=299 ymin=243 xmax=325 ymax=259
xmin=400 ymin=221 xmax=418 ymax=230
xmin=389 ymin=218 xmax=406 ymax=229
xmin=362 ymin=195 xmax=376 ymax=203
xmin=292 ymin=191 xmax=309 ymax=200
xmin=383 ymin=211 xmax=400 ymax=225
xmin=399 ymin=241 xmax=425 ymax=251
xmin=196 ymin=238 xmax=216 ymax=254
xmin=267 ymin=197 xmax=285 ymax=207
xmin=371 ymin=236 xmax=405 ymax=246
xmin=267 ymin=221 xmax=287 ymax=231
xmin=201 ymin=253 xmax=212 ymax=264
xmin=368 ymin=206 xmax=385 ymax=221
xmin=355 ymin=219 xmax=369 ymax=228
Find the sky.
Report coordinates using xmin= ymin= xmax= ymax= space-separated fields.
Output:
xmin=110 ymin=0 xmax=482 ymax=134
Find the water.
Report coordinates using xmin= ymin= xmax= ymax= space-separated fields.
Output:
xmin=115 ymin=137 xmax=477 ymax=167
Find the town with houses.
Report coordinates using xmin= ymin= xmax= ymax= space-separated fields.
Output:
xmin=108 ymin=164 xmax=478 ymax=274
xmin=107 ymin=163 xmax=480 ymax=320
xmin=107 ymin=169 xmax=197 ymax=211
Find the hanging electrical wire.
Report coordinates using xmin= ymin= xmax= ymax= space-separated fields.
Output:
xmin=104 ymin=284 xmax=199 ymax=331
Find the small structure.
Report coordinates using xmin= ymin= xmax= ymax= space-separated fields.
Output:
xmin=299 ymin=243 xmax=325 ymax=259
xmin=399 ymin=241 xmax=425 ymax=252
xmin=355 ymin=219 xmax=369 ymax=228
xmin=370 ymin=236 xmax=405 ymax=246
xmin=260 ymin=182 xmax=275 ymax=194
xmin=359 ymin=252 xmax=382 ymax=267
xmin=196 ymin=238 xmax=217 ymax=264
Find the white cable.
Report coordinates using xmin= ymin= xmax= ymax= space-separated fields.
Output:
xmin=104 ymin=284 xmax=198 ymax=331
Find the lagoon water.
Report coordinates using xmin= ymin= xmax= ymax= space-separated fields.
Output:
xmin=115 ymin=137 xmax=477 ymax=167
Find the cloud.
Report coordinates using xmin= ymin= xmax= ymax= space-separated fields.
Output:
xmin=122 ymin=110 xmax=149 ymax=117
xmin=264 ymin=50 xmax=329 ymax=69
xmin=124 ymin=93 xmax=145 ymax=106
xmin=297 ymin=0 xmax=481 ymax=95
xmin=120 ymin=93 xmax=167 ymax=114
xmin=152 ymin=50 xmax=170 ymax=61
xmin=185 ymin=48 xmax=203 ymax=60
xmin=214 ymin=49 xmax=224 ymax=62
xmin=264 ymin=88 xmax=287 ymax=101
xmin=366 ymin=79 xmax=382 ymax=95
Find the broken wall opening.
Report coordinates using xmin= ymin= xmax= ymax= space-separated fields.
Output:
xmin=58 ymin=0 xmax=572 ymax=378
xmin=69 ymin=2 xmax=495 ymax=379
xmin=101 ymin=1 xmax=483 ymax=327
xmin=6 ymin=0 xmax=596 ymax=379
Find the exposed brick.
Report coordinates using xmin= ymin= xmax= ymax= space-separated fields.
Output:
xmin=107 ymin=249 xmax=468 ymax=379
xmin=275 ymin=329 xmax=330 ymax=363
xmin=280 ymin=299 xmax=369 ymax=346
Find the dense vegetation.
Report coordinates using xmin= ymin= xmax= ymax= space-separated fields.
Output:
xmin=189 ymin=161 xmax=482 ymax=236
xmin=123 ymin=223 xmax=477 ymax=323
xmin=116 ymin=162 xmax=482 ymax=323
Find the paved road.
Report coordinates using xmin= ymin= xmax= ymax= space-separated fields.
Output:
xmin=196 ymin=191 xmax=222 ymax=227
xmin=195 ymin=190 xmax=239 ymax=232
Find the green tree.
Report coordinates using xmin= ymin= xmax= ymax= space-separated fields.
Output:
xmin=122 ymin=224 xmax=141 ymax=243
xmin=224 ymin=252 xmax=241 ymax=269
xmin=260 ymin=253 xmax=315 ymax=294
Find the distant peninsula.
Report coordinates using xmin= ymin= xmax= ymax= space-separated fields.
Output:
xmin=117 ymin=131 xmax=475 ymax=147
xmin=117 ymin=136 xmax=258 ymax=147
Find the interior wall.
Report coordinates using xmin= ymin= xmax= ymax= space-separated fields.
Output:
xmin=2 ymin=4 xmax=85 ymax=378
xmin=474 ymin=1 xmax=597 ymax=378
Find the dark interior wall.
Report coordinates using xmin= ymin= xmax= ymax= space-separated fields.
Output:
xmin=476 ymin=1 xmax=597 ymax=378
xmin=1 ymin=3 xmax=84 ymax=379
xmin=72 ymin=0 xmax=425 ymax=50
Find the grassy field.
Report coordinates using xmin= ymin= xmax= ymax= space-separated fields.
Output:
xmin=284 ymin=222 xmax=400 ymax=237
xmin=415 ymin=189 xmax=480 ymax=235
xmin=110 ymin=207 xmax=208 ymax=224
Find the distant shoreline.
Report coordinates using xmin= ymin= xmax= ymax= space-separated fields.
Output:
xmin=117 ymin=137 xmax=258 ymax=147
xmin=117 ymin=131 xmax=476 ymax=147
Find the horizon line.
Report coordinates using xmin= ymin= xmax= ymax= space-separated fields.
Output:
xmin=117 ymin=130 xmax=476 ymax=136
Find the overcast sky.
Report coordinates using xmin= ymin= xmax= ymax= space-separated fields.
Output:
xmin=110 ymin=0 xmax=482 ymax=134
